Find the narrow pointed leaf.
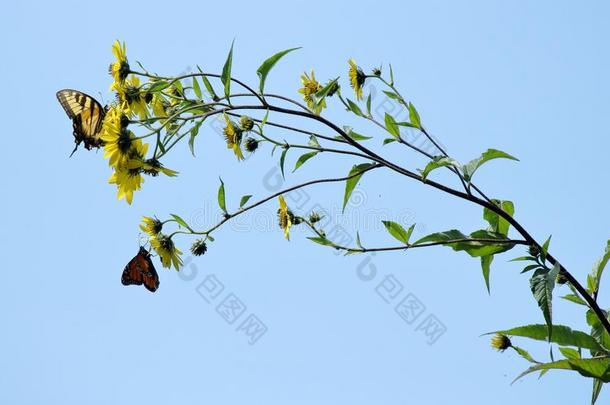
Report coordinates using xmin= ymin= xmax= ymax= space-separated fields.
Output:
xmin=592 ymin=379 xmax=604 ymax=404
xmin=384 ymin=113 xmax=400 ymax=138
xmin=462 ymin=148 xmax=519 ymax=181
xmin=588 ymin=240 xmax=610 ymax=296
xmin=197 ymin=65 xmax=219 ymax=100
xmin=217 ymin=178 xmax=227 ymax=213
xmin=419 ymin=156 xmax=460 ymax=180
xmin=382 ymin=221 xmax=411 ymax=244
xmin=346 ymin=98 xmax=364 ymax=117
xmin=239 ymin=195 xmax=252 ymax=208
xmin=192 ymin=77 xmax=202 ymax=99
xmin=481 ymin=255 xmax=494 ymax=293
xmin=293 ymin=151 xmax=318 ymax=172
xmin=514 ymin=357 xmax=610 ymax=384
xmin=170 ymin=214 xmax=194 ymax=232
xmin=279 ymin=148 xmax=288 ymax=179
xmin=343 ymin=163 xmax=374 ymax=212
xmin=257 ymin=47 xmax=300 ymax=94
xmin=307 ymin=236 xmax=334 ymax=246
xmin=408 ymin=102 xmax=421 ymax=129
xmin=221 ymin=41 xmax=235 ymax=100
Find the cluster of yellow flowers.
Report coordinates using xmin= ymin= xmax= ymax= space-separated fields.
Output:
xmin=102 ymin=41 xmax=177 ymax=205
xmin=297 ymin=58 xmax=366 ymax=114
xmin=140 ymin=216 xmax=183 ymax=270
xmin=100 ymin=41 xmax=372 ymax=270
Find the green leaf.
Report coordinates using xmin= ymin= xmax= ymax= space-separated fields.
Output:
xmin=521 ymin=264 xmax=542 ymax=273
xmin=343 ymin=163 xmax=374 ymax=212
xmin=419 ymin=156 xmax=460 ymax=180
xmin=382 ymin=221 xmax=413 ymax=245
xmin=512 ymin=345 xmax=538 ymax=363
xmin=239 ymin=195 xmax=252 ymax=208
xmin=514 ymin=357 xmax=610 ymax=384
xmin=489 ymin=324 xmax=604 ymax=352
xmin=388 ymin=64 xmax=394 ymax=86
xmin=217 ymin=178 xmax=227 ymax=213
xmin=382 ymin=138 xmax=396 ymax=145
xmin=342 ymin=126 xmax=372 ymax=141
xmin=483 ymin=200 xmax=515 ymax=237
xmin=308 ymin=135 xmax=321 ymax=148
xmin=382 ymin=90 xmax=400 ymax=100
xmin=147 ymin=80 xmax=171 ymax=92
xmin=188 ymin=120 xmax=203 ymax=157
xmin=192 ymin=77 xmax=202 ymax=99
xmin=413 ymin=229 xmax=516 ymax=257
xmin=586 ymin=309 xmax=610 ymax=353
xmin=346 ymin=98 xmax=364 ymax=117
xmin=221 ymin=40 xmax=234 ymax=101
xmin=279 ymin=148 xmax=288 ymax=179
xmin=540 ymin=235 xmax=552 ymax=263
xmin=510 ymin=255 xmax=537 ymax=262
xmin=256 ymin=47 xmax=300 ymax=94
xmin=366 ymin=93 xmax=372 ymax=115
xmin=173 ymin=80 xmax=183 ymax=95
xmin=384 ymin=113 xmax=400 ymax=138
xmin=408 ymin=102 xmax=421 ymax=129
xmin=592 ymin=379 xmax=604 ymax=404
xmin=293 ymin=151 xmax=318 ymax=172
xmin=260 ymin=109 xmax=269 ymax=129
xmin=413 ymin=230 xmax=467 ymax=245
xmin=588 ymin=240 xmax=610 ymax=296
xmin=197 ymin=65 xmax=219 ymax=101
xmin=396 ymin=121 xmax=419 ymax=129
xmin=170 ymin=214 xmax=194 ymax=232
xmin=311 ymin=78 xmax=339 ymax=111
xmin=462 ymin=148 xmax=519 ymax=181
xmin=530 ymin=264 xmax=561 ymax=341
xmin=356 ymin=232 xmax=364 ymax=249
xmin=481 ymin=255 xmax=493 ymax=293
xmin=559 ymin=347 xmax=582 ymax=360
xmin=562 ymin=294 xmax=587 ymax=306
xmin=307 ymin=236 xmax=334 ymax=246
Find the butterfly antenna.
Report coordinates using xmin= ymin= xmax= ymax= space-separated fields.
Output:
xmin=68 ymin=144 xmax=78 ymax=158
xmin=98 ymin=92 xmax=106 ymax=105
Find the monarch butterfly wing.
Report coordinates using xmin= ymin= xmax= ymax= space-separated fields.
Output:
xmin=56 ymin=89 xmax=105 ymax=150
xmin=141 ymin=253 xmax=160 ymax=293
xmin=121 ymin=253 xmax=145 ymax=287
xmin=121 ymin=247 xmax=159 ymax=293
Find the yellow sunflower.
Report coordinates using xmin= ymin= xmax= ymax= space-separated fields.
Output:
xmin=223 ymin=113 xmax=244 ymax=160
xmin=348 ymin=58 xmax=366 ymax=101
xmin=141 ymin=158 xmax=179 ymax=177
xmin=298 ymin=70 xmax=325 ymax=114
xmin=108 ymin=165 xmax=144 ymax=205
xmin=277 ymin=195 xmax=293 ymax=240
xmin=101 ymin=106 xmax=149 ymax=169
xmin=109 ymin=40 xmax=129 ymax=90
xmin=113 ymin=75 xmax=149 ymax=120
xmin=140 ymin=216 xmax=163 ymax=236
xmin=150 ymin=233 xmax=183 ymax=270
xmin=490 ymin=333 xmax=511 ymax=351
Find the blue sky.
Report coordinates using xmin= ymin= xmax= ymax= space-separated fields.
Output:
xmin=2 ymin=0 xmax=610 ymax=403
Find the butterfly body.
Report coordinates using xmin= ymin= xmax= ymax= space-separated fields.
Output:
xmin=56 ymin=89 xmax=106 ymax=156
xmin=121 ymin=247 xmax=160 ymax=293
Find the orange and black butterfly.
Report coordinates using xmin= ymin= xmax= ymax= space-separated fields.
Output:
xmin=121 ymin=247 xmax=160 ymax=293
xmin=56 ymin=89 xmax=107 ymax=156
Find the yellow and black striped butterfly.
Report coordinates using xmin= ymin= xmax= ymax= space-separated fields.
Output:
xmin=56 ymin=89 xmax=107 ymax=156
